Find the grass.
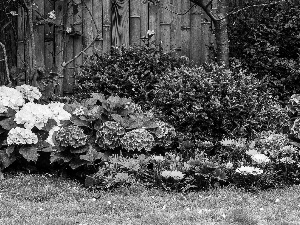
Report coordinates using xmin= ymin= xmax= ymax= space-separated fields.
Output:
xmin=0 ymin=172 xmax=300 ymax=225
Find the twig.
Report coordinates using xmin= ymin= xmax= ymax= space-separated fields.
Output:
xmin=225 ymin=0 xmax=288 ymax=18
xmin=160 ymin=3 xmax=196 ymax=16
xmin=0 ymin=41 xmax=12 ymax=86
xmin=62 ymin=36 xmax=98 ymax=67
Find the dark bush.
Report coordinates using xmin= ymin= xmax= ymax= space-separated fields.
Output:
xmin=228 ymin=2 xmax=300 ymax=102
xmin=150 ymin=65 xmax=289 ymax=146
xmin=74 ymin=45 xmax=190 ymax=103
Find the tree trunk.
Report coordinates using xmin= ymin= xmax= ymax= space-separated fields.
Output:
xmin=214 ymin=0 xmax=229 ymax=67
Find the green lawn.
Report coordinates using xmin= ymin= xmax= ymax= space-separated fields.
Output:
xmin=0 ymin=173 xmax=299 ymax=225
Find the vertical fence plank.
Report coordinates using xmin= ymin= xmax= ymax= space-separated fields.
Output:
xmin=140 ymin=0 xmax=148 ymax=46
xmin=17 ymin=6 xmax=26 ymax=82
xmin=130 ymin=0 xmax=141 ymax=45
xmin=112 ymin=0 xmax=129 ymax=47
xmin=149 ymin=2 xmax=160 ymax=45
xmin=180 ymin=0 xmax=191 ymax=59
xmin=200 ymin=0 xmax=211 ymax=63
xmin=54 ymin=0 xmax=65 ymax=95
xmin=170 ymin=0 xmax=181 ymax=53
xmin=190 ymin=5 xmax=202 ymax=64
xmin=210 ymin=0 xmax=217 ymax=62
xmin=73 ymin=0 xmax=83 ymax=74
xmin=63 ymin=1 xmax=75 ymax=94
xmin=34 ymin=0 xmax=45 ymax=70
xmin=93 ymin=0 xmax=103 ymax=53
xmin=82 ymin=0 xmax=94 ymax=57
xmin=103 ymin=0 xmax=112 ymax=53
xmin=44 ymin=0 xmax=54 ymax=71
xmin=160 ymin=0 xmax=171 ymax=52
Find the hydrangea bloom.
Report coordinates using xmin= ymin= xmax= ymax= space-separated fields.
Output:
xmin=7 ymin=127 xmax=38 ymax=145
xmin=153 ymin=121 xmax=176 ymax=147
xmin=161 ymin=170 xmax=185 ymax=180
xmin=48 ymin=102 xmax=71 ymax=125
xmin=96 ymin=121 xmax=125 ymax=149
xmin=251 ymin=154 xmax=270 ymax=164
xmin=121 ymin=128 xmax=155 ymax=152
xmin=235 ymin=166 xmax=263 ymax=175
xmin=55 ymin=125 xmax=87 ymax=148
xmin=14 ymin=102 xmax=51 ymax=130
xmin=0 ymin=86 xmax=24 ymax=110
xmin=15 ymin=102 xmax=71 ymax=130
xmin=15 ymin=84 xmax=42 ymax=102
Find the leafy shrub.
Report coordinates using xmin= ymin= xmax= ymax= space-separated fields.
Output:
xmin=219 ymin=131 xmax=300 ymax=190
xmin=87 ymin=152 xmax=227 ymax=192
xmin=228 ymin=2 xmax=300 ymax=101
xmin=0 ymin=86 xmax=177 ymax=176
xmin=74 ymin=45 xmax=190 ymax=103
xmin=150 ymin=65 xmax=289 ymax=153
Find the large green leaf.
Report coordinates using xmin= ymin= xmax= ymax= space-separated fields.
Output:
xmin=69 ymin=159 xmax=87 ymax=170
xmin=111 ymin=114 xmax=124 ymax=124
xmin=213 ymin=168 xmax=227 ymax=181
xmin=42 ymin=119 xmax=57 ymax=132
xmin=85 ymin=175 xmax=96 ymax=188
xmin=50 ymin=152 xmax=72 ymax=164
xmin=19 ymin=146 xmax=39 ymax=162
xmin=70 ymin=145 xmax=89 ymax=154
xmin=5 ymin=146 xmax=15 ymax=157
xmin=80 ymin=145 xmax=104 ymax=163
xmin=71 ymin=116 xmax=90 ymax=127
xmin=0 ymin=150 xmax=16 ymax=169
xmin=0 ymin=117 xmax=17 ymax=130
xmin=0 ymin=107 xmax=16 ymax=118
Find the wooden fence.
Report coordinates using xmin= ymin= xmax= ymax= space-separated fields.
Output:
xmin=1 ymin=0 xmax=219 ymax=94
xmin=1 ymin=0 xmax=298 ymax=94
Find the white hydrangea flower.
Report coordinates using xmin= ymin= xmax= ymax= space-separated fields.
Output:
xmin=7 ymin=127 xmax=38 ymax=145
xmin=46 ymin=126 xmax=61 ymax=146
xmin=16 ymin=84 xmax=42 ymax=102
xmin=251 ymin=154 xmax=270 ymax=164
xmin=0 ymin=86 xmax=24 ymax=110
xmin=235 ymin=166 xmax=263 ymax=175
xmin=48 ymin=102 xmax=71 ymax=125
xmin=14 ymin=102 xmax=51 ymax=130
xmin=73 ymin=106 xmax=85 ymax=116
xmin=161 ymin=170 xmax=185 ymax=180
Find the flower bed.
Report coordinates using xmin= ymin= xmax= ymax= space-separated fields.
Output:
xmin=1 ymin=85 xmax=300 ymax=192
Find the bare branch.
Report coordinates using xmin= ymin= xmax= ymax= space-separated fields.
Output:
xmin=225 ymin=0 xmax=288 ymax=19
xmin=205 ymin=0 xmax=213 ymax=9
xmin=190 ymin=0 xmax=218 ymax=22
xmin=0 ymin=42 xmax=12 ymax=86
xmin=62 ymin=36 xmax=98 ymax=68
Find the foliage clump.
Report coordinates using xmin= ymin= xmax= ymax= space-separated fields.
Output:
xmin=228 ymin=2 xmax=300 ymax=101
xmin=74 ymin=45 xmax=190 ymax=102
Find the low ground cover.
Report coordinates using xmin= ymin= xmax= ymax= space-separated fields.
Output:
xmin=0 ymin=172 xmax=300 ymax=225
